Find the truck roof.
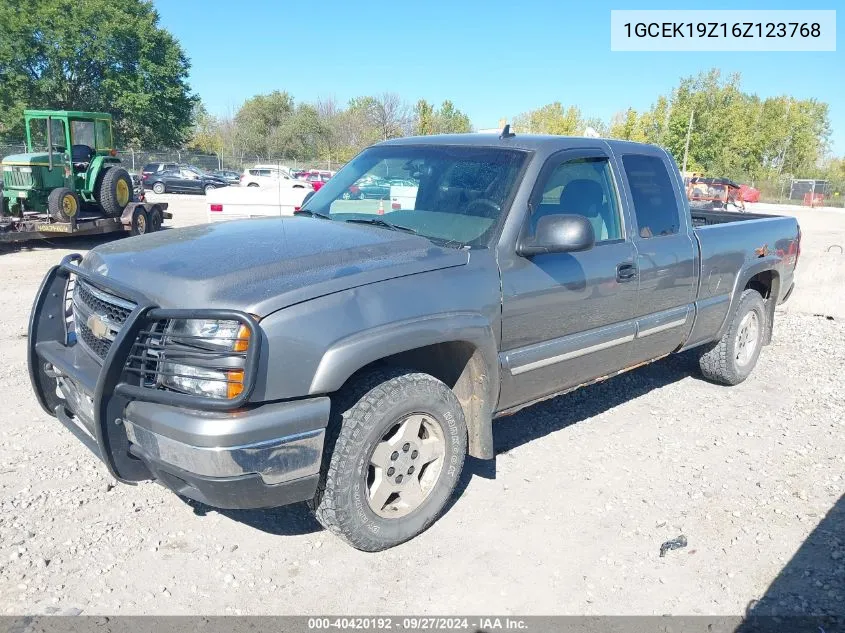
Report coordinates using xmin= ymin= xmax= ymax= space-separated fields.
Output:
xmin=376 ymin=133 xmax=661 ymax=154
xmin=24 ymin=110 xmax=112 ymax=120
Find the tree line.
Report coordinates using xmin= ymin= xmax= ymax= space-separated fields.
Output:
xmin=187 ymin=93 xmax=472 ymax=168
xmin=513 ymin=69 xmax=839 ymax=188
xmin=1 ymin=0 xmax=840 ymax=189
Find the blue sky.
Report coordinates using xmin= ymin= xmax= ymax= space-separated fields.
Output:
xmin=154 ymin=0 xmax=844 ymax=153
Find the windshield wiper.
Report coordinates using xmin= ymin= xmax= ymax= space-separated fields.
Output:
xmin=344 ymin=218 xmax=417 ymax=234
xmin=293 ymin=209 xmax=332 ymax=220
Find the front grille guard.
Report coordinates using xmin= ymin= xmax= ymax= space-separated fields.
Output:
xmin=28 ymin=253 xmax=262 ymax=482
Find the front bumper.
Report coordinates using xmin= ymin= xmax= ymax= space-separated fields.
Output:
xmin=29 ymin=256 xmax=330 ymax=509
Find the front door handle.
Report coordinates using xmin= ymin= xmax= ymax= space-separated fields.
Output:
xmin=617 ymin=263 xmax=638 ymax=282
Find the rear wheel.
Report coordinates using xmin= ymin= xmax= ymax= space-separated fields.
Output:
xmin=204 ymin=184 xmax=215 ymax=195
xmin=98 ymin=167 xmax=133 ymax=216
xmin=47 ymin=188 xmax=81 ymax=222
xmin=247 ymin=183 xmax=259 ymax=188
xmin=699 ymin=289 xmax=767 ymax=385
xmin=152 ymin=182 xmax=165 ymax=194
xmin=311 ymin=370 xmax=467 ymax=552
xmin=148 ymin=206 xmax=163 ymax=232
xmin=130 ymin=206 xmax=149 ymax=236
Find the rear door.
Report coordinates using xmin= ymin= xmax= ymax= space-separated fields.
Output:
xmin=498 ymin=148 xmax=639 ymax=410
xmin=615 ymin=150 xmax=698 ymax=364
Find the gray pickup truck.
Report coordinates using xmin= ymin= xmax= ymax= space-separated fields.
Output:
xmin=29 ymin=134 xmax=800 ymax=551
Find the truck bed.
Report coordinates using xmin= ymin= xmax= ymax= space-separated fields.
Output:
xmin=691 ymin=209 xmax=776 ymax=227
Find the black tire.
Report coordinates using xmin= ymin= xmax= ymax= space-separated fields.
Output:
xmin=148 ymin=206 xmax=163 ymax=232
xmin=311 ymin=369 xmax=467 ymax=552
xmin=152 ymin=182 xmax=166 ymax=195
xmin=130 ymin=207 xmax=150 ymax=236
xmin=204 ymin=184 xmax=215 ymax=195
xmin=98 ymin=167 xmax=133 ymax=216
xmin=247 ymin=183 xmax=259 ymax=188
xmin=47 ymin=187 xmax=81 ymax=222
xmin=699 ymin=289 xmax=767 ymax=385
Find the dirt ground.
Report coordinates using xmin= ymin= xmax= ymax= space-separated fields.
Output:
xmin=0 ymin=195 xmax=843 ymax=616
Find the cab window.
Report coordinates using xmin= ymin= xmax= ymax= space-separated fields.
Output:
xmin=95 ymin=119 xmax=113 ymax=150
xmin=531 ymin=157 xmax=623 ymax=242
xmin=28 ymin=118 xmax=68 ymax=152
xmin=71 ymin=121 xmax=95 ymax=149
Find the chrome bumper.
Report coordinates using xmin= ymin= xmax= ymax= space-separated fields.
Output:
xmin=124 ymin=422 xmax=324 ymax=485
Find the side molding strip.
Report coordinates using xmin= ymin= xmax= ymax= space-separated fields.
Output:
xmin=510 ymin=334 xmax=635 ymax=376
xmin=637 ymin=317 xmax=689 ymax=338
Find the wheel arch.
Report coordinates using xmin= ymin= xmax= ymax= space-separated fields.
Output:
xmin=717 ymin=260 xmax=781 ymax=345
xmin=309 ymin=314 xmax=499 ymax=459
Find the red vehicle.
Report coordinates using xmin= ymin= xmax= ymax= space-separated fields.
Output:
xmin=739 ymin=184 xmax=760 ymax=203
xmin=305 ymin=171 xmax=332 ymax=191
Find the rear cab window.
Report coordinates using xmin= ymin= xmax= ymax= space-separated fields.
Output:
xmin=621 ymin=154 xmax=682 ymax=239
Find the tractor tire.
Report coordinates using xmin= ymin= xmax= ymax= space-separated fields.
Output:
xmin=310 ymin=369 xmax=467 ymax=552
xmin=47 ymin=188 xmax=81 ymax=222
xmin=98 ymin=167 xmax=133 ymax=216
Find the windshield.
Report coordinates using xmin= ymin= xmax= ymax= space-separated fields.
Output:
xmin=301 ymin=145 xmax=528 ymax=247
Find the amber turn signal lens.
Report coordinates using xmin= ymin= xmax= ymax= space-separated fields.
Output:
xmin=227 ymin=369 xmax=245 ymax=399
xmin=233 ymin=324 xmax=250 ymax=352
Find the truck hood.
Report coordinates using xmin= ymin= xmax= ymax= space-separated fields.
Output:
xmin=2 ymin=151 xmax=64 ymax=165
xmin=81 ymin=217 xmax=469 ymax=316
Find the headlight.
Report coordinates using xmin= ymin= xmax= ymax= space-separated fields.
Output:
xmin=165 ymin=318 xmax=249 ymax=351
xmin=154 ymin=318 xmax=252 ymax=399
xmin=158 ymin=361 xmax=244 ymax=400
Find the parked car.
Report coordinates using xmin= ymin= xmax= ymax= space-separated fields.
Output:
xmin=146 ymin=167 xmax=230 ymax=195
xmin=304 ymin=171 xmax=332 ymax=191
xmin=343 ymin=176 xmax=415 ymax=200
xmin=240 ymin=165 xmax=311 ymax=189
xmin=129 ymin=173 xmax=145 ymax=201
xmin=140 ymin=162 xmax=179 ymax=185
xmin=210 ymin=169 xmax=241 ymax=185
xmin=29 ymin=134 xmax=800 ymax=552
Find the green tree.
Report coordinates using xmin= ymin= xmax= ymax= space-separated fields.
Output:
xmin=187 ymin=103 xmax=223 ymax=163
xmin=414 ymin=99 xmax=436 ymax=135
xmin=234 ymin=91 xmax=295 ymax=159
xmin=435 ymin=100 xmax=472 ymax=133
xmin=0 ymin=0 xmax=196 ymax=147
xmin=513 ymin=103 xmax=584 ymax=135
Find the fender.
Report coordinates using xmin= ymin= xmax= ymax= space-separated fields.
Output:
xmin=715 ymin=256 xmax=781 ymax=343
xmin=85 ymin=156 xmax=121 ymax=193
xmin=309 ymin=312 xmax=500 ymax=459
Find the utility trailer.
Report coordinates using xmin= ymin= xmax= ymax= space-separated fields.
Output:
xmin=0 ymin=201 xmax=170 ymax=244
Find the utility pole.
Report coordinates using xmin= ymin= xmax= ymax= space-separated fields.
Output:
xmin=681 ymin=109 xmax=694 ymax=176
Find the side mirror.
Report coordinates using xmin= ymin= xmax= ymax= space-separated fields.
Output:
xmin=517 ymin=214 xmax=595 ymax=257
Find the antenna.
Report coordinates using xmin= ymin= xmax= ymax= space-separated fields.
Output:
xmin=500 ymin=124 xmax=515 ymax=139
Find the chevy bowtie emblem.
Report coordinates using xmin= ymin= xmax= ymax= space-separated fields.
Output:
xmin=86 ymin=314 xmax=113 ymax=341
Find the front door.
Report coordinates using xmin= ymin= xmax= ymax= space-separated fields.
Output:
xmin=498 ymin=149 xmax=639 ymax=411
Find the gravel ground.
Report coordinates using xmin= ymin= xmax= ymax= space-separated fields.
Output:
xmin=0 ymin=196 xmax=843 ymax=616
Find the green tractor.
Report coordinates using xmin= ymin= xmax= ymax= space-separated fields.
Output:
xmin=1 ymin=110 xmax=133 ymax=222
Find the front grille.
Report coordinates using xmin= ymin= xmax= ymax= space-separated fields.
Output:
xmin=2 ymin=167 xmax=41 ymax=189
xmin=71 ymin=279 xmax=136 ymax=361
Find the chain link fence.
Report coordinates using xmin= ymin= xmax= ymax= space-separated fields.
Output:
xmin=1 ymin=144 xmax=343 ymax=175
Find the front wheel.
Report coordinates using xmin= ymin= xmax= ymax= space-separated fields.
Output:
xmin=698 ymin=289 xmax=767 ymax=385
xmin=152 ymin=182 xmax=165 ymax=195
xmin=311 ymin=370 xmax=467 ymax=552
xmin=204 ymin=184 xmax=215 ymax=194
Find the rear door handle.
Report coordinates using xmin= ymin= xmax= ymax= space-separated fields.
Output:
xmin=617 ymin=263 xmax=638 ymax=282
